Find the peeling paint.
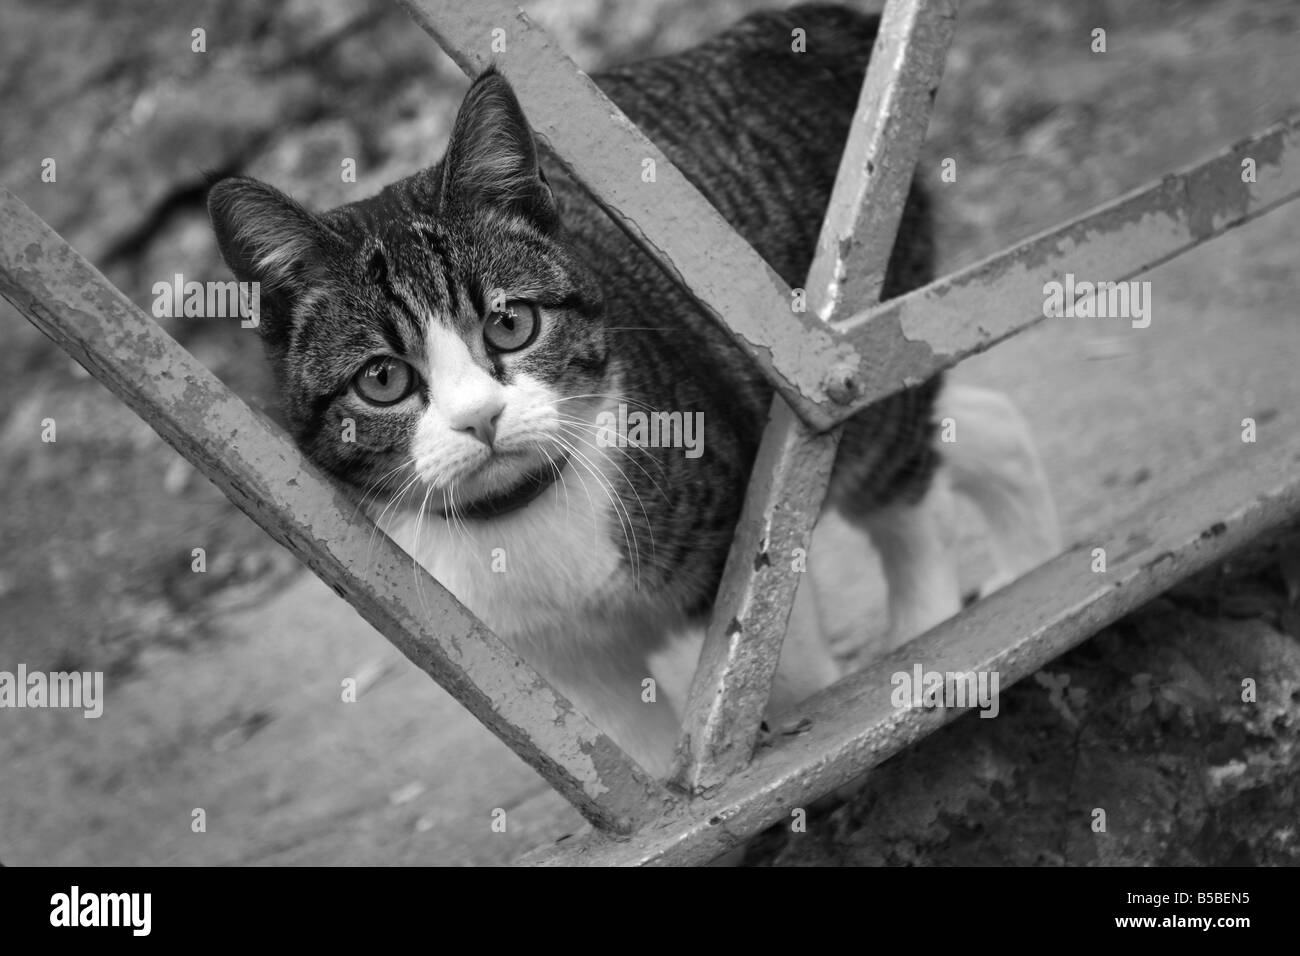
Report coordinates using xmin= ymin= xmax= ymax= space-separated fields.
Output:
xmin=833 ymin=116 xmax=1300 ymax=423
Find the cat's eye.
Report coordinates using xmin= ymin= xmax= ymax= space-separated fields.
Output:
xmin=483 ymin=300 xmax=539 ymax=353
xmin=353 ymin=357 xmax=415 ymax=406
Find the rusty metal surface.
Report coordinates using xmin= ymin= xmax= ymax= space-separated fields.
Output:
xmin=394 ymin=0 xmax=857 ymax=431
xmin=805 ymin=0 xmax=959 ymax=319
xmin=669 ymin=0 xmax=959 ymax=796
xmin=0 ymin=188 xmax=670 ymax=834
xmin=669 ymin=401 xmax=839 ymax=794
xmin=830 ymin=113 xmax=1300 ymax=422
xmin=524 ymin=433 xmax=1300 ymax=865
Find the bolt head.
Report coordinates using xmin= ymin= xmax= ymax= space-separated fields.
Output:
xmin=824 ymin=365 xmax=861 ymax=404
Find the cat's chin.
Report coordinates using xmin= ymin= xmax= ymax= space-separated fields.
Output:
xmin=427 ymin=449 xmax=571 ymax=522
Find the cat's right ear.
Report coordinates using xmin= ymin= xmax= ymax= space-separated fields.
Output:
xmin=207 ymin=176 xmax=339 ymax=335
xmin=438 ymin=69 xmax=558 ymax=231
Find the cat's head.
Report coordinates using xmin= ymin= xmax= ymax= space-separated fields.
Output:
xmin=208 ymin=69 xmax=609 ymax=518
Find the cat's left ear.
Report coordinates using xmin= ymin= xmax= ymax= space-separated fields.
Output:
xmin=440 ymin=68 xmax=558 ymax=231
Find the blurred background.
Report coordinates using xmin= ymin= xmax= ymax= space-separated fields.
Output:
xmin=1 ymin=0 xmax=1298 ymax=865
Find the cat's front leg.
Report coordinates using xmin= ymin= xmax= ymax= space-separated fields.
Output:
xmin=650 ymin=580 xmax=843 ymax=738
xmin=516 ymin=628 xmax=683 ymax=779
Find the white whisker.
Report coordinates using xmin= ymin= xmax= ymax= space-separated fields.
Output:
xmin=552 ymin=433 xmax=642 ymax=589
xmin=557 ymin=422 xmax=657 ymax=572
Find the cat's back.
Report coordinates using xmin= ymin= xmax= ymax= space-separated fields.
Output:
xmin=588 ymin=4 xmax=881 ymax=286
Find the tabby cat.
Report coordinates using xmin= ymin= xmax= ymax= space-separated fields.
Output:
xmin=208 ymin=4 xmax=1058 ymax=777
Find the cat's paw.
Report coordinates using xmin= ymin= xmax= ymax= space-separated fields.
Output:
xmin=967 ymin=569 xmax=1018 ymax=604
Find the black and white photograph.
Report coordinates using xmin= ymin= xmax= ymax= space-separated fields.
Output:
xmin=0 ymin=0 xmax=1296 ymax=901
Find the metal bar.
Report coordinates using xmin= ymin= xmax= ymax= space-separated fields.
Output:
xmin=394 ymin=0 xmax=855 ymax=431
xmin=669 ymin=401 xmax=839 ymax=794
xmin=670 ymin=0 xmax=959 ymax=795
xmin=0 ymin=187 xmax=669 ymax=834
xmin=524 ymin=432 xmax=1300 ymax=864
xmin=805 ymin=0 xmax=959 ymax=318
xmin=826 ymin=113 xmax=1300 ymax=423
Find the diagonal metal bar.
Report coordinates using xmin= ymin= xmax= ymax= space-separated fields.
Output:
xmin=394 ymin=0 xmax=858 ymax=431
xmin=0 ymin=188 xmax=669 ymax=834
xmin=827 ymin=113 xmax=1300 ymax=423
xmin=525 ymin=431 xmax=1300 ymax=864
xmin=670 ymin=0 xmax=960 ymax=795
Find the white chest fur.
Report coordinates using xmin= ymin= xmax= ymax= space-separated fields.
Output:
xmin=379 ymin=470 xmax=627 ymax=643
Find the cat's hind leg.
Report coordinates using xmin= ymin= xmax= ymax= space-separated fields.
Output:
xmin=842 ymin=384 xmax=1061 ymax=650
xmin=854 ymin=473 xmax=964 ymax=651
xmin=829 ymin=379 xmax=963 ymax=651
xmin=937 ymin=383 xmax=1062 ymax=596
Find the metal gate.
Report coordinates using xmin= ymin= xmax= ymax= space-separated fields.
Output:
xmin=2 ymin=0 xmax=1298 ymax=865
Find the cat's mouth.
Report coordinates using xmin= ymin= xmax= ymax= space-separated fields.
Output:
xmin=433 ymin=451 xmax=570 ymax=521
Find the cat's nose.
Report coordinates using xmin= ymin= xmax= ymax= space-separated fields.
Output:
xmin=449 ymin=401 xmax=504 ymax=447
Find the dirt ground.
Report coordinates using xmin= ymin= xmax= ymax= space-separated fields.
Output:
xmin=748 ymin=527 xmax=1300 ymax=866
xmin=1 ymin=0 xmax=1297 ymax=865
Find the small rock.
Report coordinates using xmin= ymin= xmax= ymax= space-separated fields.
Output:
xmin=1206 ymin=760 xmax=1247 ymax=789
xmin=389 ymin=781 xmax=425 ymax=805
xmin=163 ymin=457 xmax=193 ymax=496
